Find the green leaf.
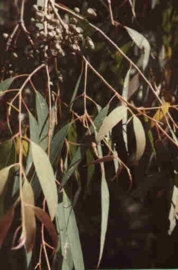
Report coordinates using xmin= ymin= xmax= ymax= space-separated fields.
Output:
xmin=36 ymin=91 xmax=49 ymax=150
xmin=31 ymin=141 xmax=57 ymax=220
xmin=26 ymin=112 xmax=40 ymax=174
xmin=63 ymin=191 xmax=85 ymax=270
xmin=0 ymin=77 xmax=15 ymax=93
xmin=122 ymin=68 xmax=131 ymax=152
xmin=29 ymin=112 xmax=40 ymax=143
xmin=69 ymin=68 xmax=83 ymax=111
xmin=133 ymin=115 xmax=146 ymax=161
xmin=56 ymin=203 xmax=73 ymax=270
xmin=125 ymin=26 xmax=150 ymax=71
xmin=61 ymin=106 xmax=110 ymax=187
xmin=61 ymin=147 xmax=83 ymax=187
xmin=92 ymin=105 xmax=110 ymax=132
xmin=97 ymin=145 xmax=109 ymax=267
xmin=0 ymin=140 xmax=15 ymax=169
xmin=96 ymin=106 xmax=128 ymax=143
xmin=50 ymin=123 xmax=70 ymax=165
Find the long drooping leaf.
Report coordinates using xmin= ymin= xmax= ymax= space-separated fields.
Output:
xmin=34 ymin=206 xmax=58 ymax=250
xmin=0 ymin=207 xmax=14 ymax=247
xmin=36 ymin=91 xmax=49 ymax=150
xmin=69 ymin=67 xmax=83 ymax=111
xmin=50 ymin=123 xmax=70 ymax=165
xmin=125 ymin=26 xmax=150 ymax=71
xmin=22 ymin=178 xmax=36 ymax=253
xmin=122 ymin=68 xmax=131 ymax=152
xmin=31 ymin=141 xmax=57 ymax=220
xmin=56 ymin=203 xmax=73 ymax=270
xmin=97 ymin=145 xmax=109 ymax=267
xmin=128 ymin=72 xmax=140 ymax=100
xmin=63 ymin=191 xmax=85 ymax=270
xmin=96 ymin=106 xmax=128 ymax=143
xmin=26 ymin=111 xmax=40 ymax=174
xmin=133 ymin=115 xmax=146 ymax=161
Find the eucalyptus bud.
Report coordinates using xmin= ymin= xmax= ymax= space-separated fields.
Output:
xmin=86 ymin=8 xmax=97 ymax=18
xmin=32 ymin=5 xmax=38 ymax=12
xmin=70 ymin=17 xmax=78 ymax=24
xmin=75 ymin=27 xmax=83 ymax=34
xmin=12 ymin=52 xmax=18 ymax=58
xmin=3 ymin=33 xmax=9 ymax=39
xmin=74 ymin=7 xmax=80 ymax=14
xmin=85 ymin=37 xmax=95 ymax=50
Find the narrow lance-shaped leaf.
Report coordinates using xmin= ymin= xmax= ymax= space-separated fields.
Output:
xmin=36 ymin=91 xmax=49 ymax=150
xmin=56 ymin=203 xmax=73 ymax=270
xmin=133 ymin=115 xmax=146 ymax=161
xmin=96 ymin=106 xmax=128 ymax=143
xmin=50 ymin=123 xmax=70 ymax=165
xmin=122 ymin=68 xmax=131 ymax=152
xmin=26 ymin=111 xmax=40 ymax=174
xmin=69 ymin=66 xmax=83 ymax=111
xmin=22 ymin=177 xmax=36 ymax=253
xmin=34 ymin=206 xmax=58 ymax=251
xmin=125 ymin=26 xmax=150 ymax=71
xmin=63 ymin=191 xmax=85 ymax=270
xmin=31 ymin=141 xmax=57 ymax=220
xmin=97 ymin=145 xmax=109 ymax=267
xmin=0 ymin=207 xmax=14 ymax=247
xmin=128 ymin=72 xmax=140 ymax=100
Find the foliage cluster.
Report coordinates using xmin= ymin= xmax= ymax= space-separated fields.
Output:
xmin=0 ymin=0 xmax=178 ymax=269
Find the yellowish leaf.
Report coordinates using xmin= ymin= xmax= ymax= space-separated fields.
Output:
xmin=150 ymin=102 xmax=170 ymax=128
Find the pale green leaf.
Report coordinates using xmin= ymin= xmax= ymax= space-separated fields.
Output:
xmin=96 ymin=106 xmax=128 ymax=143
xmin=125 ymin=27 xmax=150 ymax=70
xmin=97 ymin=145 xmax=109 ymax=267
xmin=0 ymin=77 xmax=15 ymax=93
xmin=122 ymin=68 xmax=131 ymax=152
xmin=31 ymin=141 xmax=57 ymax=220
xmin=36 ymin=91 xmax=49 ymax=150
xmin=56 ymin=203 xmax=73 ymax=270
xmin=63 ymin=191 xmax=85 ymax=270
xmin=50 ymin=123 xmax=70 ymax=165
